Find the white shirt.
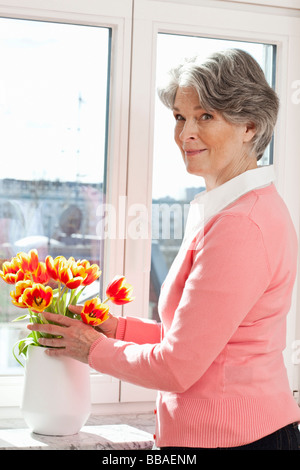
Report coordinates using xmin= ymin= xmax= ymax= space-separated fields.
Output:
xmin=184 ymin=165 xmax=276 ymax=245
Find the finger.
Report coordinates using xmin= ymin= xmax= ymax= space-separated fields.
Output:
xmin=40 ymin=311 xmax=78 ymax=327
xmin=27 ymin=321 xmax=65 ymax=336
xmin=68 ymin=304 xmax=83 ymax=314
xmin=44 ymin=346 xmax=87 ymax=362
xmin=43 ymin=344 xmax=73 ymax=358
xmin=38 ymin=336 xmax=65 ymax=348
xmin=45 ymin=347 xmax=69 ymax=357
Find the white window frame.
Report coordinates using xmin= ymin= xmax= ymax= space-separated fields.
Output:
xmin=219 ymin=0 xmax=300 ymax=10
xmin=0 ymin=0 xmax=133 ymax=410
xmin=123 ymin=0 xmax=300 ymax=402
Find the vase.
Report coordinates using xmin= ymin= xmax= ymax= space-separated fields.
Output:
xmin=21 ymin=345 xmax=91 ymax=436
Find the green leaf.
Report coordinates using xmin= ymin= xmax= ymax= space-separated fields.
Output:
xmin=11 ymin=313 xmax=31 ymax=322
xmin=75 ymin=286 xmax=86 ymax=303
xmin=12 ymin=334 xmax=40 ymax=367
xmin=61 ymin=291 xmax=68 ymax=314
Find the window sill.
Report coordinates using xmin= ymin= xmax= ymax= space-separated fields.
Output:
xmin=0 ymin=412 xmax=155 ymax=450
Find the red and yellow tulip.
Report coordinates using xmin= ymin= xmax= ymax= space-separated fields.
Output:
xmin=81 ymin=298 xmax=109 ymax=326
xmin=59 ymin=258 xmax=86 ymax=289
xmin=16 ymin=249 xmax=39 ymax=274
xmin=45 ymin=255 xmax=62 ymax=282
xmin=21 ymin=283 xmax=53 ymax=312
xmin=10 ymin=280 xmax=53 ymax=312
xmin=45 ymin=255 xmax=88 ymax=289
xmin=0 ymin=258 xmax=25 ymax=284
xmin=105 ymin=275 xmax=134 ymax=305
xmin=76 ymin=259 xmax=101 ymax=286
xmin=30 ymin=261 xmax=50 ymax=284
xmin=10 ymin=280 xmax=34 ymax=308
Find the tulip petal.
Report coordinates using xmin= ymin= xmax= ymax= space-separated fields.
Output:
xmin=0 ymin=258 xmax=25 ymax=284
xmin=81 ymin=298 xmax=109 ymax=326
xmin=22 ymin=284 xmax=53 ymax=312
xmin=31 ymin=262 xmax=50 ymax=284
xmin=10 ymin=280 xmax=35 ymax=308
xmin=106 ymin=275 xmax=134 ymax=305
xmin=16 ymin=249 xmax=39 ymax=273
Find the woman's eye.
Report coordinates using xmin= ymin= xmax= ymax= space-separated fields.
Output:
xmin=201 ymin=113 xmax=213 ymax=121
xmin=174 ymin=114 xmax=184 ymax=121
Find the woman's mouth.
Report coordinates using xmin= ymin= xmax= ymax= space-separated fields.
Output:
xmin=184 ymin=149 xmax=207 ymax=157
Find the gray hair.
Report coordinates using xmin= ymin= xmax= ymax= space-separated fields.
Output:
xmin=157 ymin=48 xmax=279 ymax=161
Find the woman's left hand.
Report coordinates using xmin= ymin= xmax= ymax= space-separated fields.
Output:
xmin=27 ymin=311 xmax=102 ymax=363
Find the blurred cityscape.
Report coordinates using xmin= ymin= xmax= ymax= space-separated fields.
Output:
xmin=0 ymin=177 xmax=104 ymax=266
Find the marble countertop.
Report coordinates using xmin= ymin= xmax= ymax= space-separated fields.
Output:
xmin=0 ymin=413 xmax=156 ymax=450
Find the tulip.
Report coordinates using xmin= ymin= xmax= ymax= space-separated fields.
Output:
xmin=21 ymin=283 xmax=53 ymax=312
xmin=0 ymin=258 xmax=25 ymax=284
xmin=105 ymin=275 xmax=134 ymax=305
xmin=31 ymin=262 xmax=50 ymax=284
xmin=16 ymin=249 xmax=39 ymax=274
xmin=76 ymin=259 xmax=101 ymax=286
xmin=60 ymin=258 xmax=87 ymax=289
xmin=46 ymin=255 xmax=87 ymax=289
xmin=81 ymin=298 xmax=109 ymax=326
xmin=45 ymin=255 xmax=64 ymax=282
xmin=10 ymin=280 xmax=34 ymax=308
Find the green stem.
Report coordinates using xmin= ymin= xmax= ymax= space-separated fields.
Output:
xmin=69 ymin=288 xmax=77 ymax=306
xmin=55 ymin=281 xmax=67 ymax=314
xmin=12 ymin=340 xmax=25 ymax=367
xmin=38 ymin=311 xmax=49 ymax=324
xmin=55 ymin=281 xmax=62 ymax=312
xmin=28 ymin=309 xmax=40 ymax=345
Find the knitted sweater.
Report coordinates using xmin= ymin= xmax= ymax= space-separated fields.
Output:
xmin=89 ymin=166 xmax=300 ymax=448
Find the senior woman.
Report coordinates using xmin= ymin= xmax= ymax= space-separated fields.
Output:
xmin=28 ymin=49 xmax=300 ymax=450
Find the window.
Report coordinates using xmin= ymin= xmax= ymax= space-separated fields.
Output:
xmin=149 ymin=34 xmax=276 ymax=321
xmin=124 ymin=0 xmax=300 ymax=401
xmin=0 ymin=0 xmax=132 ymax=409
xmin=0 ymin=18 xmax=111 ymax=375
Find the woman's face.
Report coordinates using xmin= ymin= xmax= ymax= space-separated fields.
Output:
xmin=173 ymin=87 xmax=257 ymax=190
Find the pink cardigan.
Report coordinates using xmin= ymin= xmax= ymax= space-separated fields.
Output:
xmin=89 ymin=169 xmax=300 ymax=448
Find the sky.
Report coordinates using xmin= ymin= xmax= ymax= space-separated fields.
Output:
xmin=0 ymin=18 xmax=109 ymax=184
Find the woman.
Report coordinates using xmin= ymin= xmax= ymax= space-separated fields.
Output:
xmin=28 ymin=49 xmax=300 ymax=450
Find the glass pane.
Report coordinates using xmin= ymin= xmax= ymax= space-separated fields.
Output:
xmin=149 ymin=35 xmax=276 ymax=320
xmin=0 ymin=18 xmax=111 ymax=374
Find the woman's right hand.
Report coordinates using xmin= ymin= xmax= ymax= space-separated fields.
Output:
xmin=68 ymin=304 xmax=119 ymax=339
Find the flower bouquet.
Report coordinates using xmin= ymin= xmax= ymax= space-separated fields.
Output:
xmin=0 ymin=249 xmax=134 ymax=366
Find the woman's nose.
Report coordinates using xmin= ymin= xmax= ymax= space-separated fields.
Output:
xmin=179 ymin=119 xmax=199 ymax=142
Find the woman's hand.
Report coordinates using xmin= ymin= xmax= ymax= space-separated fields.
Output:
xmin=27 ymin=311 xmax=101 ymax=363
xmin=68 ymin=305 xmax=119 ymax=339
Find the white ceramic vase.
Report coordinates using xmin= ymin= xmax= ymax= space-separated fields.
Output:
xmin=21 ymin=345 xmax=91 ymax=436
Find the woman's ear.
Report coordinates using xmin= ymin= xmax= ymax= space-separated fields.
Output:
xmin=243 ymin=122 xmax=256 ymax=143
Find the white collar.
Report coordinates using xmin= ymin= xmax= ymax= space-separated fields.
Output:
xmin=184 ymin=165 xmax=275 ymax=240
